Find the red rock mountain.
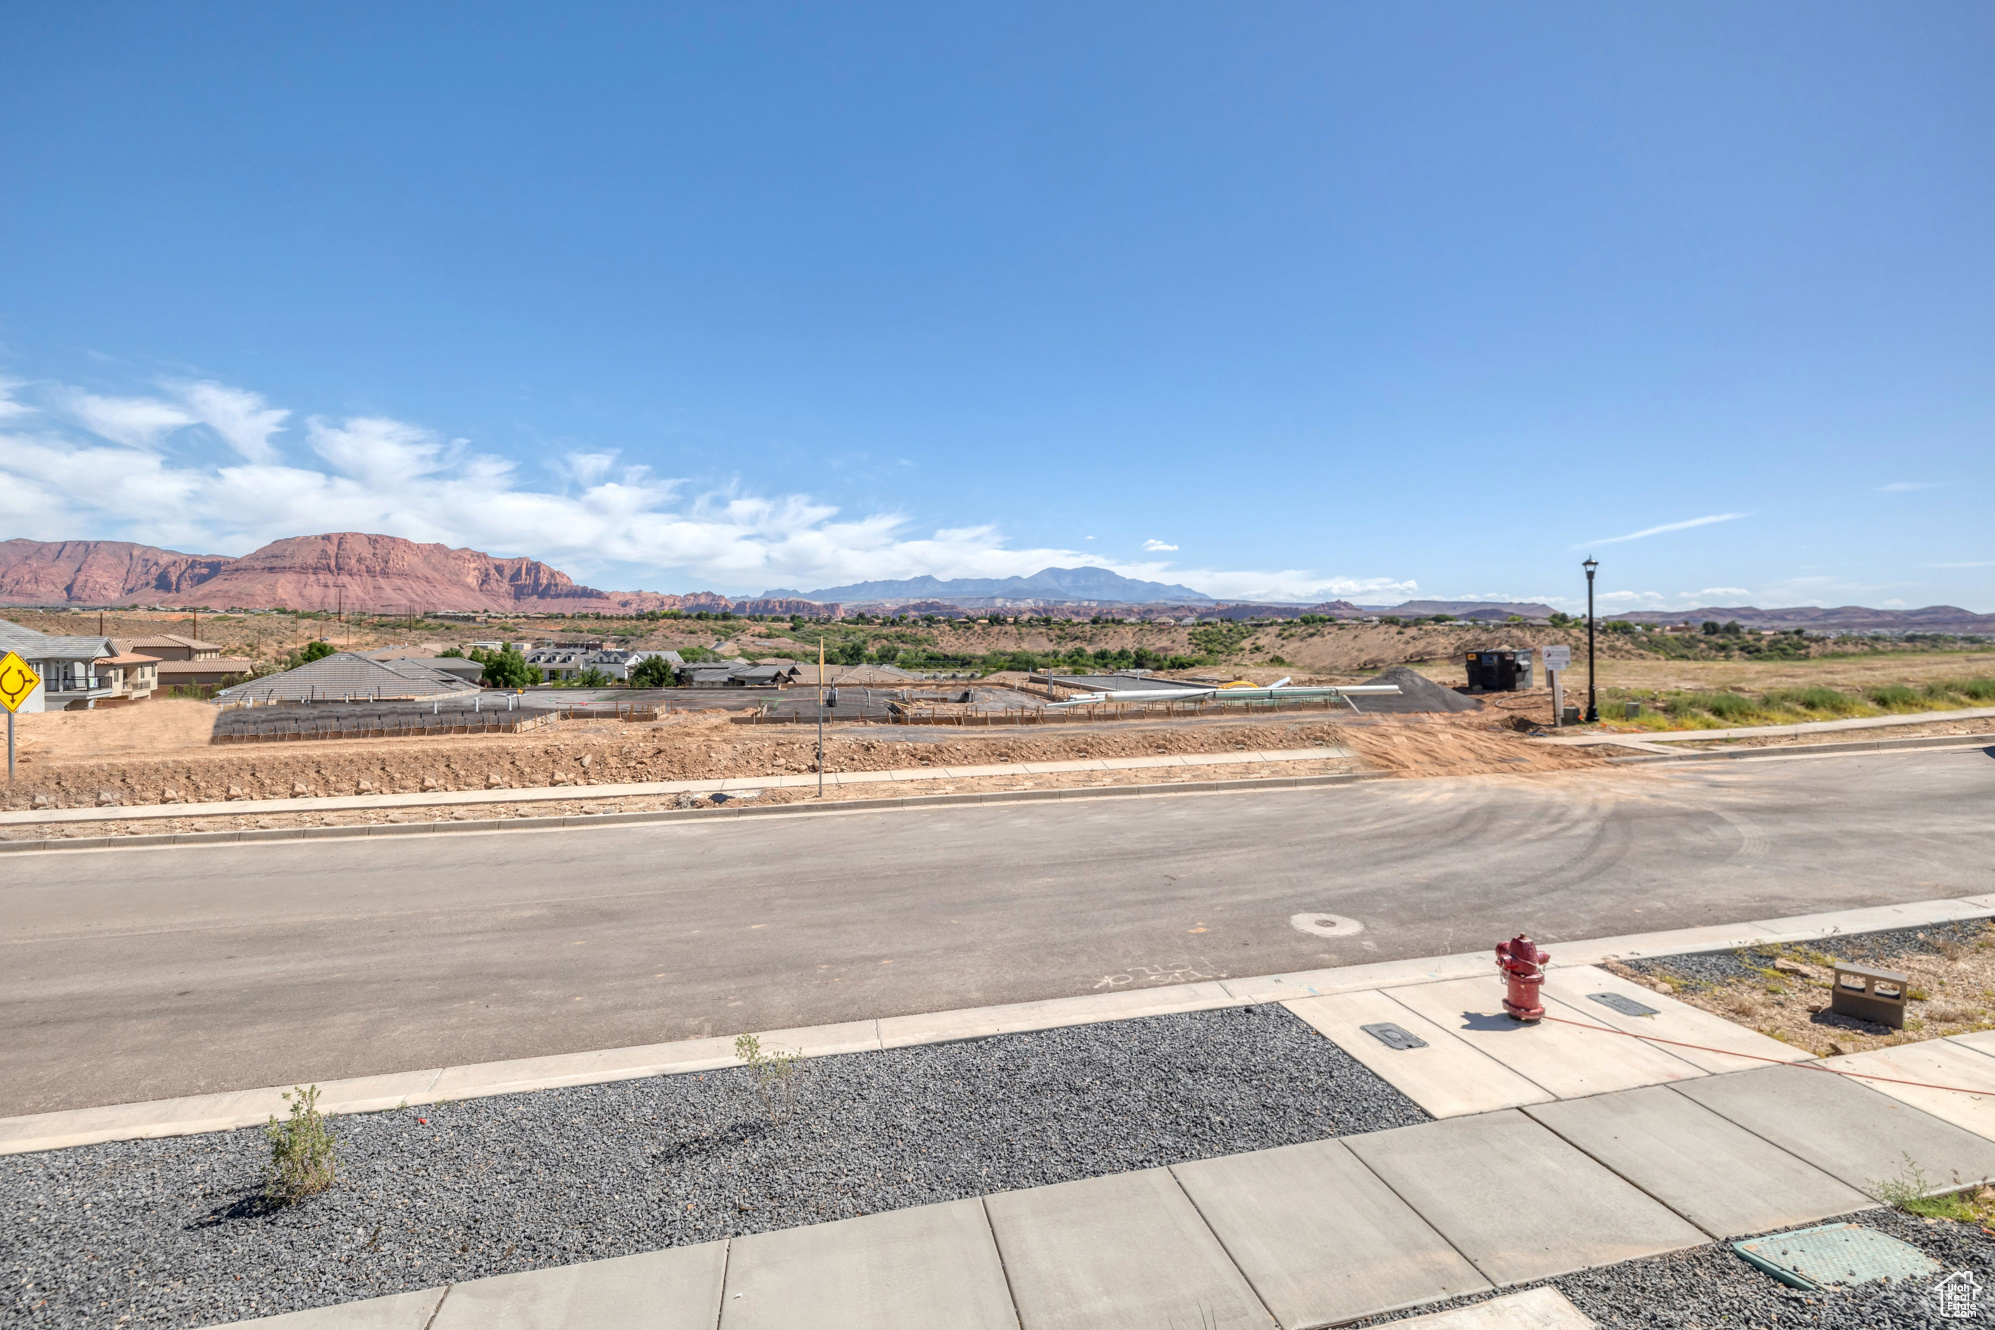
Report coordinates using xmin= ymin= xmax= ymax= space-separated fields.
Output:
xmin=0 ymin=534 xmax=827 ymax=615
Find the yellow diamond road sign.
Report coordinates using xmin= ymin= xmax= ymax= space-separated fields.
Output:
xmin=0 ymin=651 xmax=40 ymax=713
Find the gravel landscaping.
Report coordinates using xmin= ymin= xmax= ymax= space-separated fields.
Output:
xmin=3 ymin=1004 xmax=1425 ymax=1327
xmin=1357 ymin=1207 xmax=1995 ymax=1328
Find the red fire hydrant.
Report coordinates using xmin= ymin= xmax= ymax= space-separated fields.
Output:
xmin=1496 ymin=934 xmax=1551 ymax=1021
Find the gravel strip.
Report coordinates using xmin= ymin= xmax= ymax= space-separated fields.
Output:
xmin=1354 ymin=1208 xmax=1995 ymax=1328
xmin=3 ymin=1005 xmax=1424 ymax=1327
xmin=1623 ymin=917 xmax=1995 ymax=989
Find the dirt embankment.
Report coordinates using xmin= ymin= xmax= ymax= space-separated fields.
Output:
xmin=1 ymin=706 xmax=1601 ymax=811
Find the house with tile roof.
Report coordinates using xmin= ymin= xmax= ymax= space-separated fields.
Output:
xmin=215 ymin=652 xmax=481 ymax=704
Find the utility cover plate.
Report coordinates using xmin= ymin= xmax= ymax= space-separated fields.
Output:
xmin=1589 ymin=992 xmax=1660 ymax=1018
xmin=1361 ymin=1022 xmax=1428 ymax=1051
xmin=1733 ymin=1223 xmax=1941 ymax=1291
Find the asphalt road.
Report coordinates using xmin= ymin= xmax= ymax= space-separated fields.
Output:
xmin=5 ymin=746 xmax=1992 ymax=1116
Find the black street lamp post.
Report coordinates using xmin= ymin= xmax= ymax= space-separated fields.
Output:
xmin=1582 ymin=557 xmax=1599 ymax=723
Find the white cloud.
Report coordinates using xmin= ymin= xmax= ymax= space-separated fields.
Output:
xmin=1878 ymin=481 xmax=1937 ymax=493
xmin=1577 ymin=513 xmax=1750 ymax=549
xmin=174 ymin=381 xmax=290 ymax=463
xmin=57 ymin=390 xmax=196 ymax=449
xmin=0 ymin=379 xmax=33 ymax=422
xmin=1142 ymin=539 xmax=1178 ymax=552
xmin=0 ymin=375 xmax=1415 ymax=599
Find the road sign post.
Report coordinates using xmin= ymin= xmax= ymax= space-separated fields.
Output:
xmin=1541 ymin=645 xmax=1571 ymax=727
xmin=0 ymin=651 xmax=43 ymax=780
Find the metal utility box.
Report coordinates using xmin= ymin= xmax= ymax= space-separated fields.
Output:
xmin=1830 ymin=962 xmax=1908 ymax=1029
xmin=1466 ymin=650 xmax=1523 ymax=692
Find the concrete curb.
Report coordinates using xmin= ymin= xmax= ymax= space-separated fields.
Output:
xmin=5 ymin=891 xmax=1989 ymax=1157
xmin=1602 ymin=732 xmax=1995 ymax=766
xmin=0 ymin=769 xmax=1393 ymax=856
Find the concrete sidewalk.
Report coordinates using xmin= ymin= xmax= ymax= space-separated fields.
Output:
xmin=0 ymin=745 xmax=1357 ymax=829
xmin=1537 ymin=705 xmax=1995 ymax=746
xmin=9 ymin=893 xmax=1991 ymax=1156
xmin=228 ymin=921 xmax=1995 ymax=1329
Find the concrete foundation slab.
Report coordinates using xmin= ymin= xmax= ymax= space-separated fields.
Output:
xmin=1173 ymin=1138 xmax=1490 ymax=1328
xmin=1524 ymin=1085 xmax=1872 ymax=1238
xmin=235 ymin=1290 xmax=448 ymax=1328
xmin=1821 ymin=1041 xmax=1995 ymax=1143
xmin=1674 ymin=1064 xmax=1995 ymax=1197
xmin=719 ymin=1199 xmax=1016 ymax=1330
xmin=1538 ymin=966 xmax=1811 ymax=1074
xmin=1284 ymin=992 xmax=1552 ymax=1117
xmin=1391 ymin=1287 xmax=1596 ymax=1329
xmin=986 ymin=1168 xmax=1274 ymax=1330
xmin=1383 ymin=977 xmax=1705 ymax=1099
xmin=434 ymin=1244 xmax=726 ymax=1329
xmin=1344 ymin=1111 xmax=1705 ymax=1286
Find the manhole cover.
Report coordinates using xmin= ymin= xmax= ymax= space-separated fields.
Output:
xmin=1734 ymin=1223 xmax=1941 ymax=1290
xmin=1290 ymin=912 xmax=1363 ymax=938
xmin=1590 ymin=992 xmax=1659 ymax=1018
xmin=1362 ymin=1023 xmax=1427 ymax=1051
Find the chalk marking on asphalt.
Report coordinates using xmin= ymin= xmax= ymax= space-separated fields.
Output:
xmin=4 ymin=891 xmax=1990 ymax=1157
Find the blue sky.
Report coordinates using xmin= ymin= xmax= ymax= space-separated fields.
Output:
xmin=2 ymin=3 xmax=1990 ymax=610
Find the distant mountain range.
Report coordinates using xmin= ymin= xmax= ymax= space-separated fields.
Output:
xmin=0 ymin=535 xmax=822 ymax=617
xmin=1607 ymin=604 xmax=1995 ymax=634
xmin=5 ymin=537 xmax=1986 ymax=632
xmin=1357 ymin=599 xmax=1560 ymax=621
xmin=767 ymin=566 xmax=1217 ymax=605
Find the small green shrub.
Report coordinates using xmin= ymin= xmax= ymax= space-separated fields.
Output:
xmin=733 ymin=1034 xmax=805 ymax=1124
xmin=1871 ymin=1153 xmax=1989 ymax=1221
xmin=1955 ymin=677 xmax=1995 ymax=702
xmin=264 ymin=1085 xmax=338 ymax=1204
xmin=1763 ymin=685 xmax=1860 ymax=714
xmin=1867 ymin=683 xmax=1922 ymax=709
xmin=1675 ymin=691 xmax=1754 ymax=720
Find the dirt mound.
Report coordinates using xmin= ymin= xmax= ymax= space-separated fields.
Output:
xmin=1351 ymin=665 xmax=1482 ymax=713
xmin=1337 ymin=715 xmax=1604 ymax=778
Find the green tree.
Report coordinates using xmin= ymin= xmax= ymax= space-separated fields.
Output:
xmin=630 ymin=655 xmax=677 ymax=688
xmin=470 ymin=645 xmax=540 ymax=688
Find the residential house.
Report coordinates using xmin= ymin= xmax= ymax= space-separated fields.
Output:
xmin=525 ymin=646 xmax=681 ymax=682
xmin=678 ymin=660 xmax=801 ymax=688
xmin=112 ymin=635 xmax=254 ymax=691
xmin=216 ymin=653 xmax=480 ymax=704
xmin=365 ymin=649 xmax=487 ymax=685
xmin=0 ymin=619 xmax=119 ymax=711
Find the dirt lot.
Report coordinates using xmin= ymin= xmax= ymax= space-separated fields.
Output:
xmin=1410 ymin=647 xmax=1995 ymax=697
xmin=0 ymin=702 xmax=1603 ymax=815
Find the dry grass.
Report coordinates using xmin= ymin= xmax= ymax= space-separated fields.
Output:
xmin=1607 ymin=925 xmax=1995 ymax=1058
